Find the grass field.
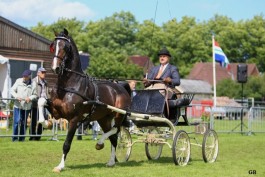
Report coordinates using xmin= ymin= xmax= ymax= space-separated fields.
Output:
xmin=0 ymin=131 xmax=264 ymax=177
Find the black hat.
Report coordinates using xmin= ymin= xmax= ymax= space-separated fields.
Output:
xmin=158 ymin=47 xmax=171 ymax=57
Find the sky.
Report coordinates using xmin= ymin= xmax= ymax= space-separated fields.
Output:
xmin=0 ymin=0 xmax=265 ymax=28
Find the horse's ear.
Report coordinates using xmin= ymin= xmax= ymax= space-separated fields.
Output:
xmin=63 ymin=28 xmax=68 ymax=36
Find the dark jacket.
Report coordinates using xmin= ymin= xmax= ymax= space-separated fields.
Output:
xmin=147 ymin=64 xmax=181 ymax=87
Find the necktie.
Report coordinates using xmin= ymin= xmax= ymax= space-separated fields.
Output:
xmin=155 ymin=65 xmax=164 ymax=79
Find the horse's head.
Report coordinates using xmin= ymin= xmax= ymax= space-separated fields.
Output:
xmin=50 ymin=28 xmax=72 ymax=74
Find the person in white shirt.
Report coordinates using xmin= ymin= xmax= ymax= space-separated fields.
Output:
xmin=29 ymin=67 xmax=50 ymax=140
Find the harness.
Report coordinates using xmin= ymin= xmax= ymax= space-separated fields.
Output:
xmin=52 ymin=36 xmax=102 ymax=119
xmin=57 ymin=68 xmax=100 ymax=119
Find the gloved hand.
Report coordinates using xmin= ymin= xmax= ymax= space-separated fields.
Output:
xmin=143 ymin=78 xmax=151 ymax=87
xmin=163 ymin=77 xmax=172 ymax=84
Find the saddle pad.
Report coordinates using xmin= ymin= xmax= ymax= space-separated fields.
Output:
xmin=130 ymin=89 xmax=165 ymax=114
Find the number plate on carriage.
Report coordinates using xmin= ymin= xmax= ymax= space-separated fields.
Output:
xmin=181 ymin=107 xmax=185 ymax=115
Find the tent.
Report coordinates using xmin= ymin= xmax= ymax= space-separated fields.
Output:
xmin=0 ymin=55 xmax=11 ymax=101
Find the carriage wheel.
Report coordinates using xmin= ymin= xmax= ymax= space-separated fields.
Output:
xmin=172 ymin=130 xmax=190 ymax=166
xmin=202 ymin=129 xmax=219 ymax=163
xmin=145 ymin=128 xmax=163 ymax=160
xmin=116 ymin=127 xmax=132 ymax=162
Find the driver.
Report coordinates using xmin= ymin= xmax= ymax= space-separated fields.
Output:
xmin=143 ymin=47 xmax=180 ymax=98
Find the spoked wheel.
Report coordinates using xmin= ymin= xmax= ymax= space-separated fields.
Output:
xmin=172 ymin=130 xmax=190 ymax=166
xmin=202 ymin=129 xmax=219 ymax=163
xmin=145 ymin=128 xmax=163 ymax=160
xmin=116 ymin=127 xmax=132 ymax=162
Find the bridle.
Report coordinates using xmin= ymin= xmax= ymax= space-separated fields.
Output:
xmin=50 ymin=36 xmax=72 ymax=75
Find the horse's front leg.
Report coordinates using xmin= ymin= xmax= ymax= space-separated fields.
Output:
xmin=53 ymin=119 xmax=78 ymax=173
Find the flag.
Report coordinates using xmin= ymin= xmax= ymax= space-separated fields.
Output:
xmin=213 ymin=40 xmax=230 ymax=70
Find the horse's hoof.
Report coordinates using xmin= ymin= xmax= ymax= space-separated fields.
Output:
xmin=52 ymin=167 xmax=61 ymax=173
xmin=95 ymin=143 xmax=104 ymax=150
xmin=106 ymin=163 xmax=115 ymax=167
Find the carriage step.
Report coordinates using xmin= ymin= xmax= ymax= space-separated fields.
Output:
xmin=175 ymin=122 xmax=200 ymax=126
xmin=189 ymin=122 xmax=200 ymax=126
xmin=175 ymin=122 xmax=189 ymax=126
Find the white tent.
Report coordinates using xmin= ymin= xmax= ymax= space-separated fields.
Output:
xmin=0 ymin=55 xmax=11 ymax=101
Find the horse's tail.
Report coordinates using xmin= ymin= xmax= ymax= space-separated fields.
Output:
xmin=116 ymin=81 xmax=133 ymax=128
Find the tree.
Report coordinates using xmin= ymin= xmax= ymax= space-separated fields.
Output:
xmin=31 ymin=18 xmax=85 ymax=43
xmin=30 ymin=12 xmax=265 ymax=99
xmin=217 ymin=78 xmax=241 ymax=98
xmin=162 ymin=17 xmax=210 ymax=77
xmin=217 ymin=75 xmax=265 ymax=101
xmin=244 ymin=15 xmax=265 ymax=72
xmin=84 ymin=11 xmax=143 ymax=79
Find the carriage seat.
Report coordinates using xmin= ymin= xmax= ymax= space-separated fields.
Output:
xmin=167 ymin=93 xmax=194 ymax=125
xmin=168 ymin=98 xmax=191 ymax=108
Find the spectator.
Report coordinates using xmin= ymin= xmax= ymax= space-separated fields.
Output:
xmin=91 ymin=121 xmax=100 ymax=140
xmin=128 ymin=80 xmax=136 ymax=132
xmin=29 ymin=67 xmax=49 ymax=141
xmin=128 ymin=80 xmax=137 ymax=97
xmin=11 ymin=70 xmax=37 ymax=142
xmin=76 ymin=120 xmax=91 ymax=140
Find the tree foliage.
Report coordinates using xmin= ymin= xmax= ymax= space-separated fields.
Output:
xmin=30 ymin=12 xmax=265 ymax=99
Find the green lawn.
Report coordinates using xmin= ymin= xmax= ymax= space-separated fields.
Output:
xmin=0 ymin=132 xmax=264 ymax=177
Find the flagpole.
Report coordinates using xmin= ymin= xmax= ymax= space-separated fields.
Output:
xmin=212 ymin=34 xmax=217 ymax=108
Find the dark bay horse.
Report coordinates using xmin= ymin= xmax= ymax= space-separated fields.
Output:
xmin=49 ymin=28 xmax=131 ymax=172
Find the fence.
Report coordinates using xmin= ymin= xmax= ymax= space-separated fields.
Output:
xmin=1 ymin=98 xmax=265 ymax=140
xmin=0 ymin=98 xmax=91 ymax=140
xmin=186 ymin=104 xmax=265 ymax=134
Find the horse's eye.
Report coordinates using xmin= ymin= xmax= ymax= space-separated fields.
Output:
xmin=50 ymin=42 xmax=55 ymax=53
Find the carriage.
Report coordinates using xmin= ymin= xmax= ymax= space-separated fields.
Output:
xmin=97 ymin=87 xmax=219 ymax=166
xmin=49 ymin=28 xmax=218 ymax=172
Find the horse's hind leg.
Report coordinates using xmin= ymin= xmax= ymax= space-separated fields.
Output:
xmin=53 ymin=120 xmax=77 ymax=173
xmin=96 ymin=119 xmax=119 ymax=167
xmin=107 ymin=133 xmax=118 ymax=167
xmin=96 ymin=125 xmax=117 ymax=150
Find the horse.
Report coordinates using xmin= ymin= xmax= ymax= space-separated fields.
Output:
xmin=49 ymin=28 xmax=131 ymax=172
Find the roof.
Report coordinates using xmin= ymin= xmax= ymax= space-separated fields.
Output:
xmin=188 ymin=62 xmax=259 ymax=86
xmin=0 ymin=16 xmax=51 ymax=44
xmin=129 ymin=55 xmax=154 ymax=73
xmin=175 ymin=79 xmax=213 ymax=94
xmin=216 ymin=97 xmax=241 ymax=107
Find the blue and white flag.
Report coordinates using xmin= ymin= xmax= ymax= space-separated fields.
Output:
xmin=213 ymin=40 xmax=230 ymax=70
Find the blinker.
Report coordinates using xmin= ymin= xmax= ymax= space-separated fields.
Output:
xmin=50 ymin=42 xmax=55 ymax=53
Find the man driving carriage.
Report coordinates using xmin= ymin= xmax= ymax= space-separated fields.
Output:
xmin=143 ymin=47 xmax=180 ymax=98
xmin=141 ymin=47 xmax=181 ymax=121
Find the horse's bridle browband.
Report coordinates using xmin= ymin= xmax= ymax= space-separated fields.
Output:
xmin=55 ymin=36 xmax=71 ymax=43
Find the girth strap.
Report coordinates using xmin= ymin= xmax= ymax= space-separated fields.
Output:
xmin=59 ymin=87 xmax=91 ymax=101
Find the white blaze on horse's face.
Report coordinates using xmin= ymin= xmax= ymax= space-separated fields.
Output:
xmin=51 ymin=40 xmax=60 ymax=71
xmin=51 ymin=39 xmax=66 ymax=74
